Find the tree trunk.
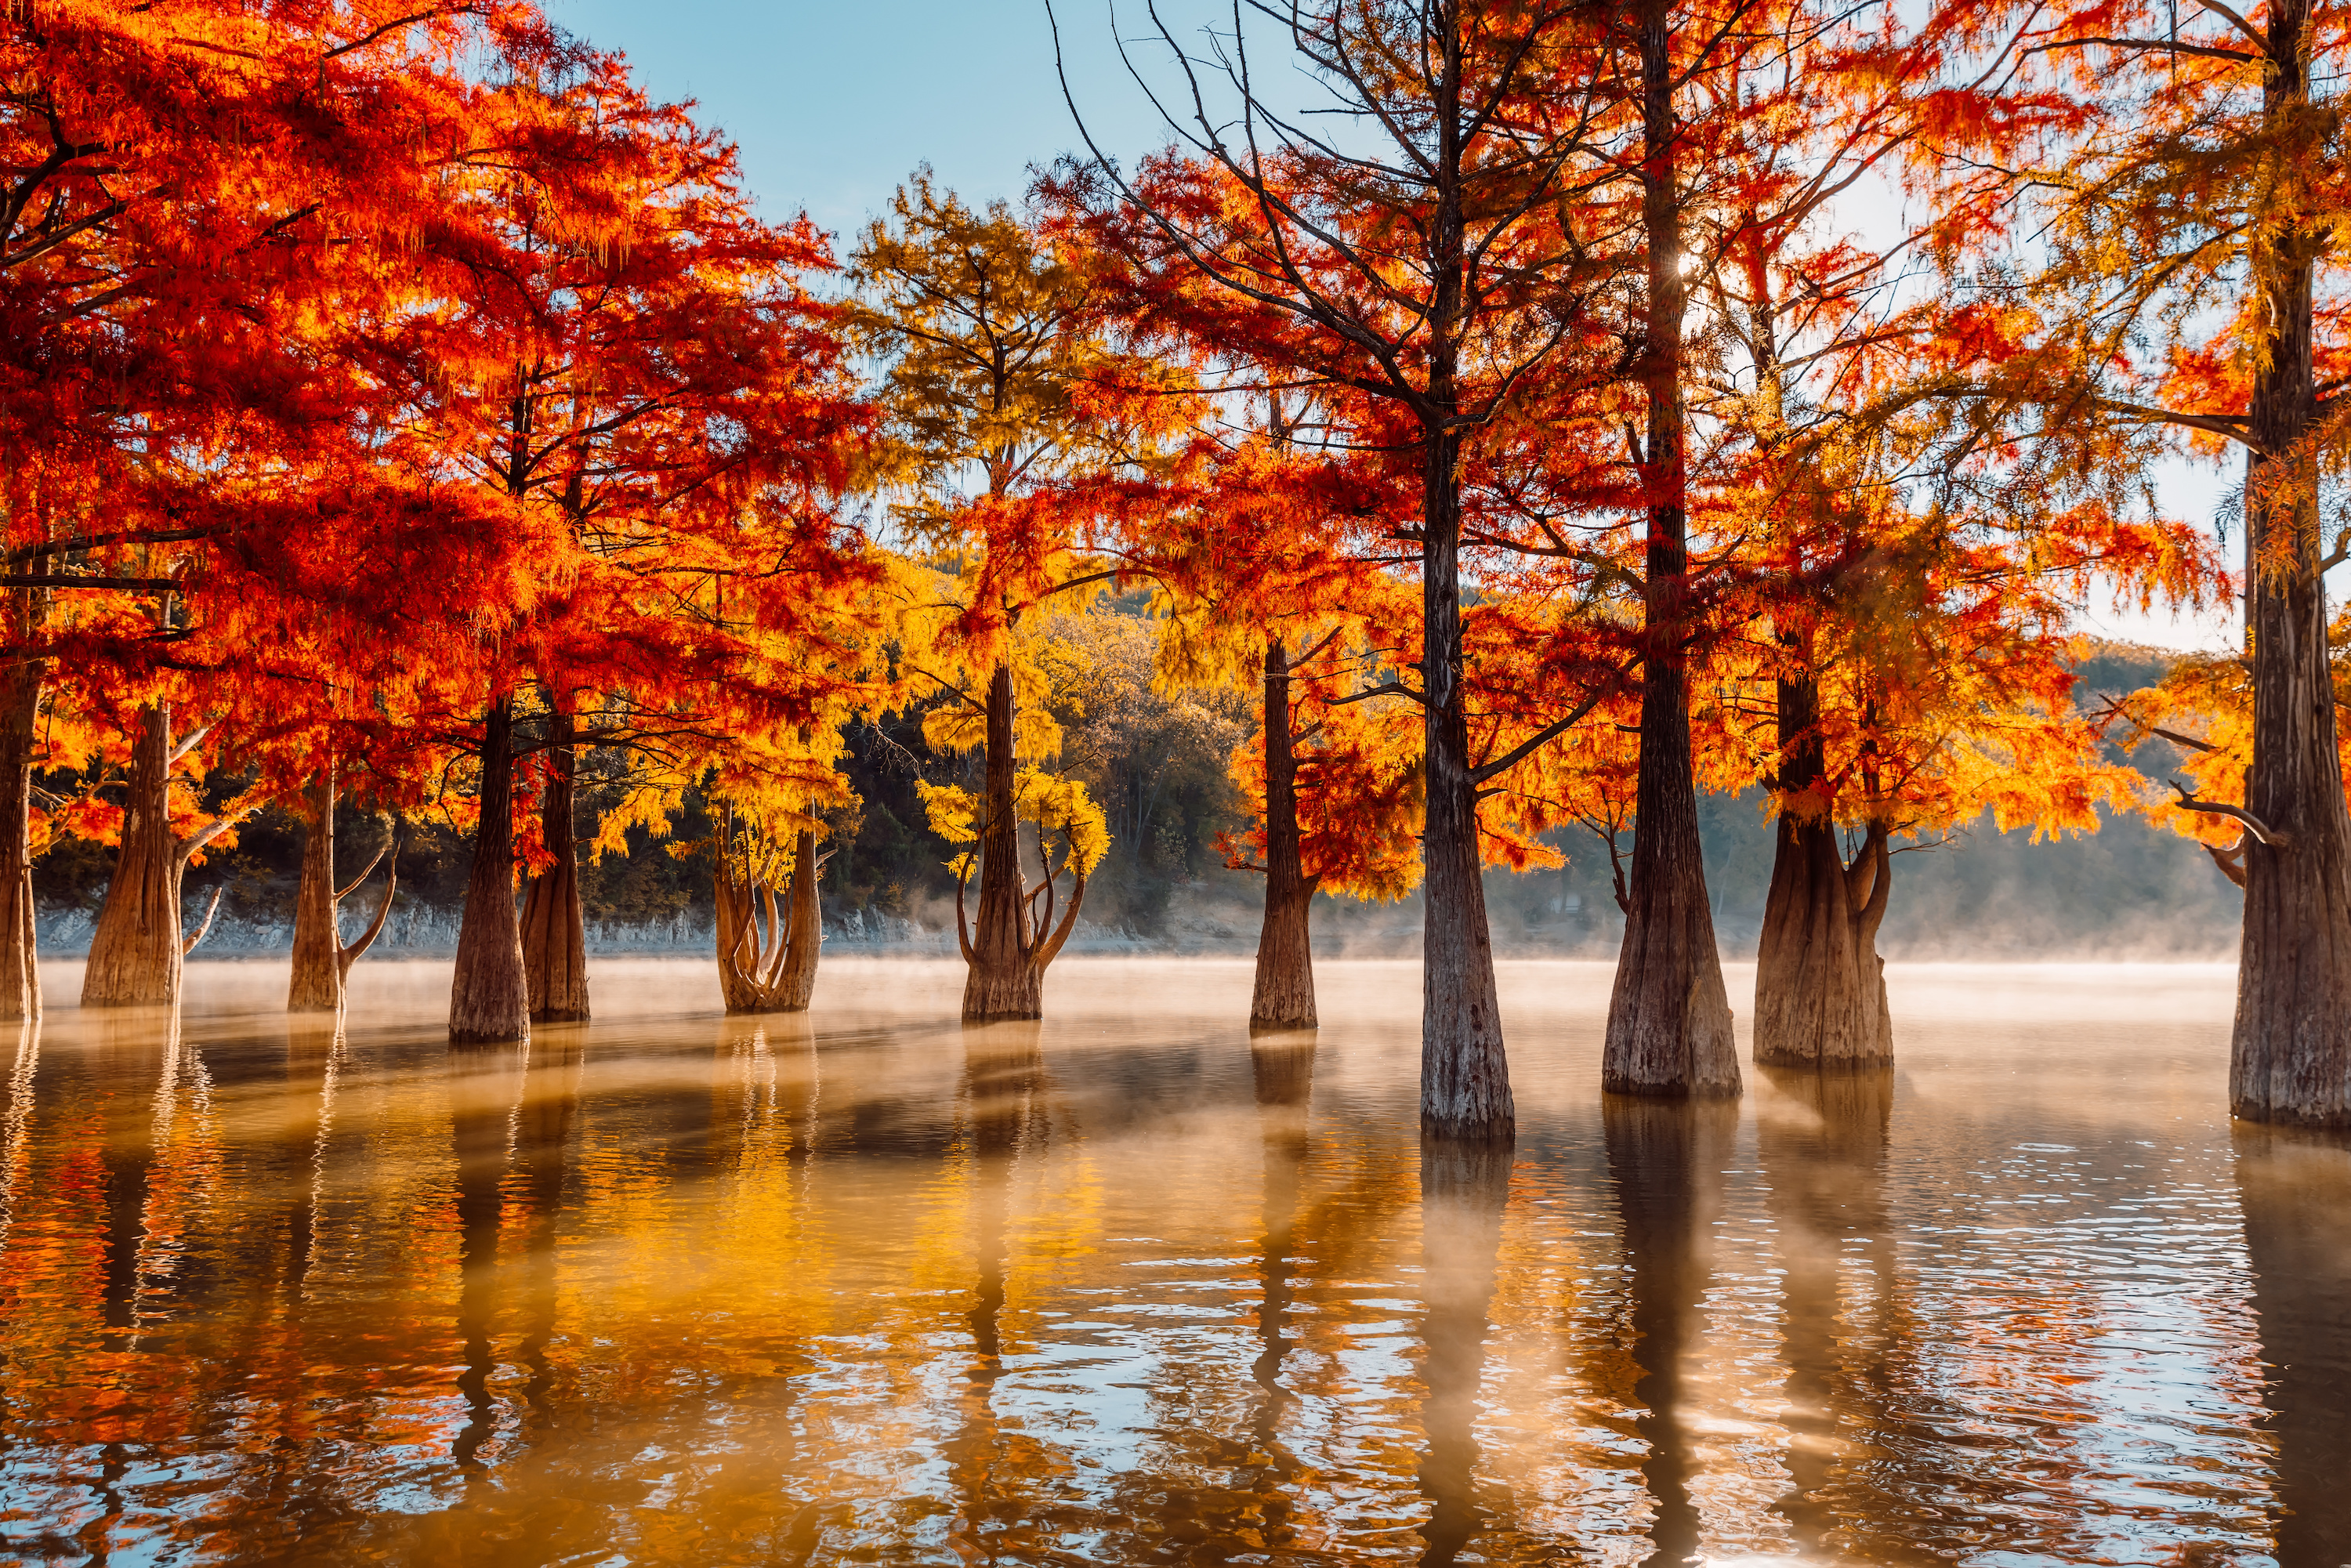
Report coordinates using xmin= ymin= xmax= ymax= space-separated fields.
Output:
xmin=962 ymin=659 xmax=1041 ymax=1020
xmin=449 ymin=696 xmax=529 ymax=1045
xmin=83 ymin=705 xmax=184 ymax=1009
xmin=287 ymin=773 xmax=342 ymax=1012
xmin=2231 ymin=0 xmax=2350 ymax=1126
xmin=0 ymin=643 xmax=40 ymax=1023
xmin=773 ymin=827 xmax=822 ymax=1011
xmin=1752 ymin=677 xmax=1893 ymax=1069
xmin=1603 ymin=0 xmax=1740 ymax=1100
xmin=715 ymin=817 xmax=823 ymax=1014
xmin=1418 ymin=36 xmax=1512 ymax=1140
xmin=520 ymin=703 xmax=589 ymax=1023
xmin=1252 ymin=637 xmax=1319 ymax=1031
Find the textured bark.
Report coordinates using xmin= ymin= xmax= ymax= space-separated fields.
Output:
xmin=1415 ymin=1138 xmax=1511 ymax=1559
xmin=2231 ymin=1 xmax=2351 ymax=1126
xmin=1602 ymin=0 xmax=1739 ymax=1100
xmin=1603 ymin=1096 xmax=1735 ymax=1565
xmin=1753 ymin=679 xmax=1893 ymax=1068
xmin=0 ymin=651 xmax=40 ymax=1023
xmin=1252 ymin=639 xmax=1320 ymax=1031
xmin=287 ymin=770 xmax=397 ymax=1014
xmin=715 ymin=821 xmax=824 ymax=1013
xmin=286 ymin=774 xmax=344 ymax=1012
xmin=963 ymin=660 xmax=1045 ymax=1020
xmin=773 ymin=827 xmax=822 ymax=1010
xmin=2234 ymin=1124 xmax=2351 ymax=1564
xmin=449 ymin=697 xmax=529 ymax=1045
xmin=83 ymin=706 xmax=184 ymax=1009
xmin=520 ymin=705 xmax=589 ymax=1023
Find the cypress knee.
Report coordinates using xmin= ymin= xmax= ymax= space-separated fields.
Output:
xmin=449 ymin=697 xmax=530 ymax=1045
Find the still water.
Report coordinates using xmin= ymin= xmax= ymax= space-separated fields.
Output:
xmin=0 ymin=957 xmax=2345 ymax=1566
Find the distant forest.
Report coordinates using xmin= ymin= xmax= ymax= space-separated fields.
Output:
xmin=31 ymin=632 xmax=2237 ymax=961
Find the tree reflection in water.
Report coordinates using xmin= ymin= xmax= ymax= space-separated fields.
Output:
xmin=1755 ymin=1065 xmax=1896 ymax=1558
xmin=949 ymin=1019 xmax=1052 ymax=1563
xmin=1415 ymin=1134 xmax=1511 ymax=1564
xmin=280 ymin=1012 xmax=342 ymax=1302
xmin=447 ymin=1041 xmax=522 ymax=1471
xmin=1604 ymin=1095 xmax=1733 ymax=1567
xmin=2235 ymin=1124 xmax=2351 ymax=1568
xmin=1249 ymin=1030 xmax=1314 ymax=1501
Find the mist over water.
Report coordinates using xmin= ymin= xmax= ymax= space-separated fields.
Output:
xmin=0 ymin=957 xmax=2341 ymax=1565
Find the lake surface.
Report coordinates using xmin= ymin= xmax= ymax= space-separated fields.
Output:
xmin=1 ymin=957 xmax=2345 ymax=1566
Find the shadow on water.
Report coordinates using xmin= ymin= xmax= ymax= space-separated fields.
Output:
xmin=1416 ymin=1134 xmax=1511 ymax=1566
xmin=2235 ymin=1124 xmax=2351 ymax=1568
xmin=1604 ymin=1095 xmax=1735 ymax=1568
xmin=948 ymin=1019 xmax=1052 ymax=1563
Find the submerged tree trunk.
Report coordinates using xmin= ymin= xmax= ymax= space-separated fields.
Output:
xmin=0 ymin=643 xmax=40 ymax=1023
xmin=1252 ymin=638 xmax=1320 ymax=1031
xmin=2231 ymin=4 xmax=2351 ymax=1127
xmin=450 ymin=697 xmax=529 ymax=1045
xmin=84 ymin=706 xmax=184 ymax=1009
xmin=287 ymin=770 xmax=397 ymax=1013
xmin=1753 ymin=677 xmax=1893 ymax=1068
xmin=520 ymin=702 xmax=588 ymax=1023
xmin=963 ymin=659 xmax=1044 ymax=1021
xmin=1603 ymin=0 xmax=1739 ymax=1100
xmin=715 ymin=819 xmax=824 ymax=1014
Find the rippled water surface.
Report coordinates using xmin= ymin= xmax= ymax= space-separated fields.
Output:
xmin=2 ymin=957 xmax=2346 ymax=1566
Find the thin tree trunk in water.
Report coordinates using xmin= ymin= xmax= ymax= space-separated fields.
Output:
xmin=288 ymin=773 xmax=342 ymax=1012
xmin=1252 ymin=637 xmax=1319 ymax=1030
xmin=1418 ymin=27 xmax=1512 ymax=1140
xmin=83 ymin=705 xmax=184 ymax=1009
xmin=773 ymin=827 xmax=822 ymax=1011
xmin=1603 ymin=0 xmax=1739 ymax=1099
xmin=1753 ymin=677 xmax=1892 ymax=1068
xmin=963 ymin=659 xmax=1041 ymax=1020
xmin=0 ymin=641 xmax=40 ymax=1023
xmin=2232 ymin=0 xmax=2351 ymax=1127
xmin=450 ymin=697 xmax=529 ymax=1044
xmin=520 ymin=702 xmax=588 ymax=1023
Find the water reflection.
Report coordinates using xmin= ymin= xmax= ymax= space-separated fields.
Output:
xmin=951 ymin=1019 xmax=1052 ymax=1563
xmin=1416 ymin=1136 xmax=1511 ymax=1563
xmin=2237 ymin=1124 xmax=2351 ymax=1568
xmin=0 ymin=958 xmax=2316 ymax=1564
xmin=1605 ymin=1096 xmax=1733 ymax=1567
xmin=447 ymin=1041 xmax=524 ymax=1469
xmin=1755 ymin=1066 xmax=1894 ymax=1559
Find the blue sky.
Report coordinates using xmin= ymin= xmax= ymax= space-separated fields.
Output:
xmin=545 ymin=0 xmax=1186 ymax=233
